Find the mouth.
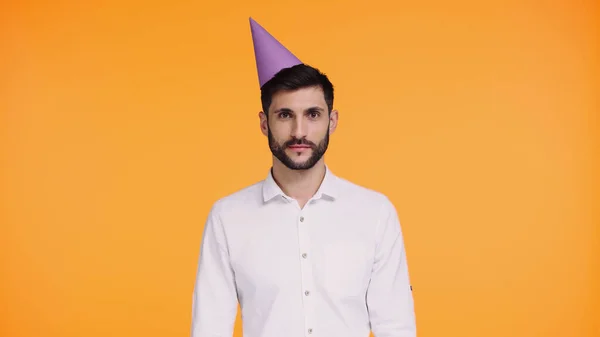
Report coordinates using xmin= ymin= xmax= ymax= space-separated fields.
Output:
xmin=288 ymin=145 xmax=312 ymax=151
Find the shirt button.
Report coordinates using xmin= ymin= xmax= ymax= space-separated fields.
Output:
xmin=308 ymin=328 xmax=313 ymax=334
xmin=299 ymin=216 xmax=304 ymax=222
xmin=305 ymin=290 xmax=310 ymax=296
xmin=301 ymin=253 xmax=307 ymax=259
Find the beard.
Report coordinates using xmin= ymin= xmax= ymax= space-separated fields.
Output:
xmin=267 ymin=126 xmax=329 ymax=171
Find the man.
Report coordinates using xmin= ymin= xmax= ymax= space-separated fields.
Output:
xmin=190 ymin=18 xmax=416 ymax=337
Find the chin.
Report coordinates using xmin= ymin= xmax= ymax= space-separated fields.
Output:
xmin=289 ymin=157 xmax=313 ymax=166
xmin=289 ymin=154 xmax=311 ymax=162
xmin=295 ymin=159 xmax=311 ymax=165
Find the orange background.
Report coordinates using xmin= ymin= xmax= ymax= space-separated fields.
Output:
xmin=1 ymin=1 xmax=598 ymax=337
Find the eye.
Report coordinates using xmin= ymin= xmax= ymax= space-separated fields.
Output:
xmin=308 ymin=112 xmax=320 ymax=119
xmin=279 ymin=112 xmax=291 ymax=118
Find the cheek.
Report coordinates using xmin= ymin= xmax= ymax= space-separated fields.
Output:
xmin=269 ymin=125 xmax=290 ymax=140
xmin=309 ymin=123 xmax=329 ymax=138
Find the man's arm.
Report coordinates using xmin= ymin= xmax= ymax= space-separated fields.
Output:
xmin=191 ymin=202 xmax=238 ymax=337
xmin=366 ymin=197 xmax=416 ymax=337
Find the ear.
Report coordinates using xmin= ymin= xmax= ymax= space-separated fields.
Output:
xmin=259 ymin=111 xmax=269 ymax=137
xmin=328 ymin=109 xmax=339 ymax=134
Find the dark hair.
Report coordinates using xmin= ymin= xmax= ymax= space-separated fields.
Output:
xmin=260 ymin=64 xmax=334 ymax=117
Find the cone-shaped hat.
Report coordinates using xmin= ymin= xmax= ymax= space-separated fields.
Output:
xmin=249 ymin=17 xmax=302 ymax=87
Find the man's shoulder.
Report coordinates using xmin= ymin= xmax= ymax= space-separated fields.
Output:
xmin=333 ymin=175 xmax=402 ymax=233
xmin=208 ymin=179 xmax=265 ymax=215
xmin=334 ymin=174 xmax=394 ymax=208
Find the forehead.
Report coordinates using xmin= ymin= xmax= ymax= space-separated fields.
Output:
xmin=269 ymin=86 xmax=327 ymax=113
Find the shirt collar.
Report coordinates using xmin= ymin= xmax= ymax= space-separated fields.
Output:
xmin=262 ymin=165 xmax=339 ymax=203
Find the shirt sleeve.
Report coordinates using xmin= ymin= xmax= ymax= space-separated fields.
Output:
xmin=191 ymin=202 xmax=238 ymax=337
xmin=366 ymin=197 xmax=416 ymax=337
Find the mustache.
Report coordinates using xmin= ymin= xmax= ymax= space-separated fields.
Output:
xmin=284 ymin=138 xmax=316 ymax=148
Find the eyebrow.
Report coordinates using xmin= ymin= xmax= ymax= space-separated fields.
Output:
xmin=274 ymin=106 xmax=325 ymax=114
xmin=306 ymin=106 xmax=325 ymax=113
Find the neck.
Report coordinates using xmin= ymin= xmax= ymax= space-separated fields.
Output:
xmin=271 ymin=159 xmax=326 ymax=202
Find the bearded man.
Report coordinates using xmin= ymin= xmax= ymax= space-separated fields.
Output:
xmin=190 ymin=18 xmax=417 ymax=337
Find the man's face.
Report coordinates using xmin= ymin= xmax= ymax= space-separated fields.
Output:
xmin=260 ymin=86 xmax=338 ymax=170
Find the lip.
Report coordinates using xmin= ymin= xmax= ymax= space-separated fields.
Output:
xmin=288 ymin=145 xmax=311 ymax=150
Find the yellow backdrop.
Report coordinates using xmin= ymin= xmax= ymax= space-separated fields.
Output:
xmin=1 ymin=1 xmax=598 ymax=337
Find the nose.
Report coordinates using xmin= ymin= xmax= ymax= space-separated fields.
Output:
xmin=291 ymin=118 xmax=307 ymax=139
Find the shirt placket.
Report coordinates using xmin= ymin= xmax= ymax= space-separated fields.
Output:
xmin=297 ymin=210 xmax=315 ymax=336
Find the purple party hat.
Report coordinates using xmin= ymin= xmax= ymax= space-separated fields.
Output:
xmin=249 ymin=17 xmax=302 ymax=87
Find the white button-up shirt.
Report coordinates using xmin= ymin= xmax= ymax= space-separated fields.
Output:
xmin=191 ymin=166 xmax=416 ymax=337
